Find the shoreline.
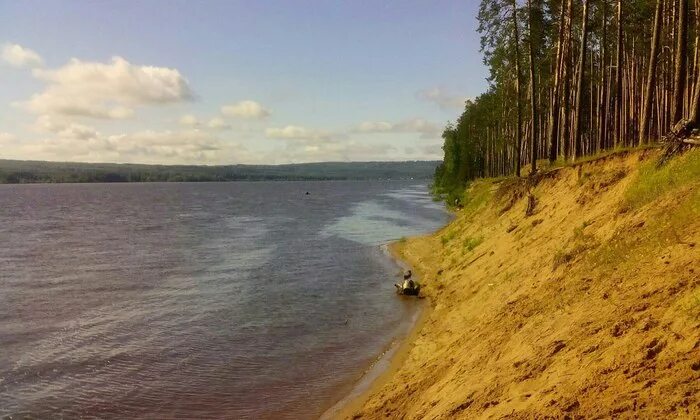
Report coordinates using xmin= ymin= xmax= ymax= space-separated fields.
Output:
xmin=320 ymin=241 xmax=433 ymax=420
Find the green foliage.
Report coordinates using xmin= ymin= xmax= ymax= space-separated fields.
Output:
xmin=445 ymin=187 xmax=466 ymax=208
xmin=461 ymin=181 xmax=494 ymax=215
xmin=573 ymin=220 xmax=593 ymax=240
xmin=433 ymin=0 xmax=671 ymax=194
xmin=592 ymin=186 xmax=699 ymax=270
xmin=441 ymin=231 xmax=457 ymax=246
xmin=462 ymin=236 xmax=484 ymax=253
xmin=624 ymin=148 xmax=700 ymax=209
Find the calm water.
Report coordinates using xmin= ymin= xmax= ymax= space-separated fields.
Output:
xmin=0 ymin=181 xmax=447 ymax=419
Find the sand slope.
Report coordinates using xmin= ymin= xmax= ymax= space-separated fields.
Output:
xmin=350 ymin=149 xmax=700 ymax=419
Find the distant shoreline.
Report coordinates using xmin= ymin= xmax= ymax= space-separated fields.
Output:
xmin=0 ymin=178 xmax=432 ymax=185
xmin=0 ymin=159 xmax=439 ymax=184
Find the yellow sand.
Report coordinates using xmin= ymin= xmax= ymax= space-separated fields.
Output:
xmin=345 ymin=149 xmax=700 ymax=418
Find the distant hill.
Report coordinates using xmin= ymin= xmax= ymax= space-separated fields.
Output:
xmin=0 ymin=159 xmax=440 ymax=184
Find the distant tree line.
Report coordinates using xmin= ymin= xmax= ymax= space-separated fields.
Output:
xmin=0 ymin=160 xmax=440 ymax=184
xmin=436 ymin=0 xmax=700 ymax=192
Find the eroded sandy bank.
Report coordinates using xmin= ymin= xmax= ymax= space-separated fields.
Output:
xmin=342 ymin=149 xmax=700 ymax=418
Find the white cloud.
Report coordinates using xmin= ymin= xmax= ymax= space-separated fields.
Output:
xmin=357 ymin=121 xmax=393 ymax=133
xmin=261 ymin=123 xmax=399 ymax=163
xmin=180 ymin=114 xmax=231 ymax=130
xmin=0 ymin=132 xmax=17 ymax=144
xmin=417 ymin=87 xmax=468 ymax=110
xmin=179 ymin=114 xmax=200 ymax=126
xmin=20 ymin=128 xmax=250 ymax=165
xmin=265 ymin=125 xmax=332 ymax=141
xmin=221 ymin=100 xmax=270 ymax=119
xmin=268 ymin=139 xmax=396 ymax=164
xmin=206 ymin=117 xmax=230 ymax=130
xmin=21 ymin=56 xmax=192 ymax=119
xmin=2 ymin=43 xmax=43 ymax=68
xmin=34 ymin=115 xmax=99 ymax=140
xmin=394 ymin=118 xmax=440 ymax=135
xmin=356 ymin=118 xmax=440 ymax=139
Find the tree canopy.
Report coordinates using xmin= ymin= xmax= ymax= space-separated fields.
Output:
xmin=436 ymin=0 xmax=700 ymax=193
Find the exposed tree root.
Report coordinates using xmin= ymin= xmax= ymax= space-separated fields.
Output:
xmin=657 ymin=119 xmax=698 ymax=167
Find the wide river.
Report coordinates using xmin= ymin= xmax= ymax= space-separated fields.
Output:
xmin=0 ymin=181 xmax=448 ymax=419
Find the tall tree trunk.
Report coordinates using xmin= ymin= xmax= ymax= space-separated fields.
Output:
xmin=547 ymin=0 xmax=569 ymax=163
xmin=527 ymin=0 xmax=538 ymax=173
xmin=690 ymin=62 xmax=700 ymax=124
xmin=511 ymin=0 xmax=523 ymax=177
xmin=598 ymin=1 xmax=608 ymax=152
xmin=614 ymin=0 xmax=623 ymax=147
xmin=640 ymin=0 xmax=664 ymax=144
xmin=573 ymin=0 xmax=590 ymax=160
xmin=692 ymin=0 xmax=700 ymax=108
xmin=562 ymin=13 xmax=573 ymax=160
xmin=672 ymin=0 xmax=688 ymax=124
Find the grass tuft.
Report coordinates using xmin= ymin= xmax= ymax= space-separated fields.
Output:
xmin=460 ymin=180 xmax=494 ymax=216
xmin=462 ymin=235 xmax=484 ymax=254
xmin=441 ymin=230 xmax=457 ymax=246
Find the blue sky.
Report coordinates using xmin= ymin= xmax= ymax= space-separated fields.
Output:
xmin=0 ymin=0 xmax=488 ymax=164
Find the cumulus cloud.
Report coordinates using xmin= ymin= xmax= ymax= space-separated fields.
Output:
xmin=21 ymin=56 xmax=192 ymax=119
xmin=268 ymin=139 xmax=396 ymax=164
xmin=417 ymin=87 xmax=469 ymax=110
xmin=221 ymin=100 xmax=270 ymax=119
xmin=2 ymin=43 xmax=43 ymax=68
xmin=20 ymin=128 xmax=250 ymax=165
xmin=34 ymin=115 xmax=99 ymax=140
xmin=261 ymin=122 xmax=400 ymax=163
xmin=206 ymin=117 xmax=231 ymax=130
xmin=265 ymin=125 xmax=332 ymax=141
xmin=106 ymin=130 xmax=224 ymax=160
xmin=179 ymin=114 xmax=230 ymax=130
xmin=356 ymin=118 xmax=441 ymax=139
xmin=179 ymin=114 xmax=200 ymax=126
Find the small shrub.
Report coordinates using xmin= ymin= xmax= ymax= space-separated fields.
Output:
xmin=441 ymin=230 xmax=457 ymax=246
xmin=462 ymin=236 xmax=484 ymax=253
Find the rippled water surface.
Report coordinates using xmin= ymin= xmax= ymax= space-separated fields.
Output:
xmin=0 ymin=181 xmax=447 ymax=419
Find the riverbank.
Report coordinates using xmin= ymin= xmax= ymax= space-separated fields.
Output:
xmin=343 ymin=149 xmax=700 ymax=418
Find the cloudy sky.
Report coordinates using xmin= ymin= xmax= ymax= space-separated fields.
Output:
xmin=0 ymin=0 xmax=487 ymax=165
